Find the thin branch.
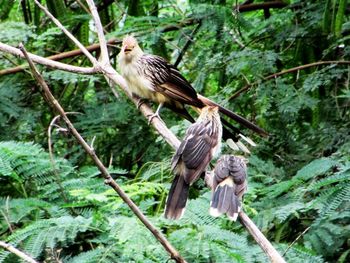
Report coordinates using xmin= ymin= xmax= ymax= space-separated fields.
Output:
xmin=0 ymin=42 xmax=96 ymax=74
xmin=235 ymin=1 xmax=288 ymax=12
xmin=19 ymin=44 xmax=186 ymax=263
xmin=174 ymin=22 xmax=201 ymax=67
xmin=0 ymin=241 xmax=38 ymax=263
xmin=239 ymin=212 xmax=286 ymax=263
xmin=33 ymin=0 xmax=98 ymax=66
xmin=0 ymin=18 xmax=201 ymax=76
xmin=283 ymin=226 xmax=311 ymax=256
xmin=48 ymin=113 xmax=81 ymax=215
xmin=0 ymin=39 xmax=119 ymax=76
xmin=85 ymin=0 xmax=109 ymax=65
xmin=229 ymin=60 xmax=350 ymax=100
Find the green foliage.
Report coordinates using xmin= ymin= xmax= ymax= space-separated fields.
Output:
xmin=1 ymin=0 xmax=350 ymax=262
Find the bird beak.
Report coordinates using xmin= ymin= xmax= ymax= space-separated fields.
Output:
xmin=122 ymin=44 xmax=132 ymax=53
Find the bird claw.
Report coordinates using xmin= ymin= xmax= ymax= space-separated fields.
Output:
xmin=147 ymin=112 xmax=165 ymax=125
xmin=136 ymin=98 xmax=146 ymax=109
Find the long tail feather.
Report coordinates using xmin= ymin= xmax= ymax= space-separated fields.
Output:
xmin=198 ymin=94 xmax=268 ymax=136
xmin=210 ymin=179 xmax=241 ymax=221
xmin=164 ymin=174 xmax=190 ymax=220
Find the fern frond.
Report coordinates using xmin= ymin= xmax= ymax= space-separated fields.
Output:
xmin=0 ymin=141 xmax=54 ymax=184
xmin=0 ymin=198 xmax=54 ymax=224
xmin=294 ymin=158 xmax=337 ymax=181
xmin=65 ymin=247 xmax=117 ymax=263
xmin=5 ymin=216 xmax=92 ymax=260
xmin=318 ymin=182 xmax=350 ymax=220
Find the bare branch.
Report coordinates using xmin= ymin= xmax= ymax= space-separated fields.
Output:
xmin=0 ymin=42 xmax=96 ymax=74
xmin=174 ymin=22 xmax=201 ymax=67
xmin=230 ymin=60 xmax=350 ymax=100
xmin=19 ymin=44 xmax=186 ymax=263
xmin=0 ymin=18 xmax=202 ymax=76
xmin=0 ymin=241 xmax=38 ymax=263
xmin=85 ymin=0 xmax=109 ymax=64
xmin=235 ymin=1 xmax=288 ymax=12
xmin=283 ymin=226 xmax=310 ymax=256
xmin=33 ymin=0 xmax=98 ymax=66
xmin=239 ymin=212 xmax=286 ymax=263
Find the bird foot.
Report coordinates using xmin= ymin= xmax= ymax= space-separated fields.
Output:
xmin=147 ymin=112 xmax=165 ymax=125
xmin=136 ymin=98 xmax=146 ymax=109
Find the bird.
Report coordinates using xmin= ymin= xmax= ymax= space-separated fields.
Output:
xmin=117 ymin=35 xmax=267 ymax=145
xmin=207 ymin=155 xmax=247 ymax=221
xmin=164 ymin=106 xmax=222 ymax=220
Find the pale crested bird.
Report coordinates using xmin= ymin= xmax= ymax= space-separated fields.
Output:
xmin=208 ymin=155 xmax=247 ymax=221
xmin=117 ymin=35 xmax=267 ymax=145
xmin=164 ymin=106 xmax=222 ymax=220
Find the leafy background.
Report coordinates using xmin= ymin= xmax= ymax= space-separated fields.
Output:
xmin=0 ymin=0 xmax=349 ymax=262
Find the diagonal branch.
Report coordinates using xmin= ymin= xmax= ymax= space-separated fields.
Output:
xmin=85 ymin=0 xmax=109 ymax=65
xmin=174 ymin=22 xmax=201 ymax=67
xmin=33 ymin=0 xmax=98 ymax=66
xmin=239 ymin=212 xmax=286 ymax=263
xmin=19 ymin=44 xmax=186 ymax=263
xmin=0 ymin=241 xmax=38 ymax=263
xmin=229 ymin=60 xmax=350 ymax=100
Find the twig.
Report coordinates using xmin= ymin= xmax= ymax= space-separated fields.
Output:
xmin=0 ymin=18 xmax=201 ymax=76
xmin=235 ymin=1 xmax=288 ymax=12
xmin=174 ymin=22 xmax=201 ymax=67
xmin=0 ymin=241 xmax=38 ymax=263
xmin=33 ymin=0 xmax=98 ymax=66
xmin=0 ymin=42 xmax=96 ymax=74
xmin=239 ymin=212 xmax=286 ymax=263
xmin=0 ymin=39 xmax=120 ymax=76
xmin=86 ymin=0 xmax=109 ymax=65
xmin=229 ymin=60 xmax=350 ymax=100
xmin=19 ymin=44 xmax=186 ymax=263
xmin=48 ymin=113 xmax=80 ymax=215
xmin=282 ymin=226 xmax=310 ymax=256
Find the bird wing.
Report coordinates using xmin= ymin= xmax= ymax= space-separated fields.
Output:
xmin=141 ymin=55 xmax=202 ymax=106
xmin=178 ymin=120 xmax=219 ymax=184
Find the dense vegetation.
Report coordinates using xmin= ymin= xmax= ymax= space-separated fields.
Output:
xmin=0 ymin=0 xmax=349 ymax=262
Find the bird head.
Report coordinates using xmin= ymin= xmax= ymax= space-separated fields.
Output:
xmin=120 ymin=35 xmax=143 ymax=60
xmin=200 ymin=106 xmax=219 ymax=119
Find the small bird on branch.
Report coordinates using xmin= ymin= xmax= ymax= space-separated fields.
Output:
xmin=117 ymin=35 xmax=267 ymax=148
xmin=206 ymin=155 xmax=247 ymax=221
xmin=165 ymin=106 xmax=222 ymax=220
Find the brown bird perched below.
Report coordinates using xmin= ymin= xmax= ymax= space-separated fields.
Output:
xmin=164 ymin=106 xmax=222 ymax=220
xmin=117 ymin=35 xmax=267 ymax=145
xmin=207 ymin=155 xmax=247 ymax=221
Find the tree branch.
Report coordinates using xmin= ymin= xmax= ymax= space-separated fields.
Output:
xmin=33 ymin=0 xmax=98 ymax=66
xmin=0 ymin=42 xmax=96 ymax=74
xmin=239 ymin=212 xmax=286 ymax=263
xmin=19 ymin=43 xmax=186 ymax=263
xmin=85 ymin=0 xmax=109 ymax=64
xmin=0 ymin=241 xmax=38 ymax=263
xmin=174 ymin=22 xmax=201 ymax=67
xmin=230 ymin=60 xmax=350 ymax=100
xmin=0 ymin=18 xmax=201 ymax=77
xmin=235 ymin=1 xmax=288 ymax=12
xmin=0 ymin=39 xmax=119 ymax=76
